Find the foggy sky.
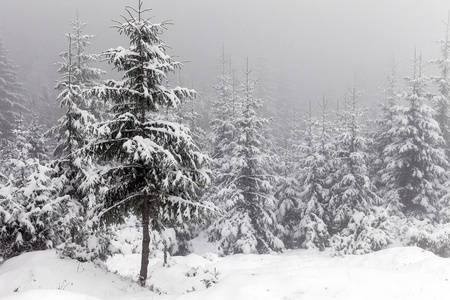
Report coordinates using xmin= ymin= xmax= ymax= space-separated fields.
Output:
xmin=1 ymin=0 xmax=450 ymax=115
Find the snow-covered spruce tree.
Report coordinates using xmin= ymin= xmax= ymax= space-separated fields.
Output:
xmin=50 ymin=12 xmax=105 ymax=160
xmin=88 ymin=1 xmax=212 ymax=286
xmin=50 ymin=13 xmax=105 ymax=165
xmin=373 ymin=60 xmax=404 ymax=215
xmin=273 ymin=170 xmax=302 ymax=250
xmin=295 ymin=98 xmax=333 ymax=251
xmin=273 ymin=108 xmax=303 ymax=250
xmin=70 ymin=13 xmax=105 ymax=85
xmin=208 ymin=50 xmax=236 ymax=160
xmin=430 ymin=15 xmax=450 ymax=160
xmin=430 ymin=18 xmax=450 ymax=225
xmin=202 ymin=53 xmax=237 ymax=250
xmin=0 ymin=35 xmax=27 ymax=144
xmin=329 ymin=87 xmax=393 ymax=255
xmin=47 ymin=15 xmax=108 ymax=260
xmin=202 ymin=51 xmax=235 ymax=189
xmin=69 ymin=12 xmax=108 ymax=120
xmin=208 ymin=59 xmax=283 ymax=254
xmin=378 ymin=50 xmax=449 ymax=221
xmin=0 ymin=119 xmax=61 ymax=259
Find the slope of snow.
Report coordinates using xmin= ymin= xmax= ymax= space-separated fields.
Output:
xmin=1 ymin=246 xmax=450 ymax=299
xmin=0 ymin=250 xmax=148 ymax=299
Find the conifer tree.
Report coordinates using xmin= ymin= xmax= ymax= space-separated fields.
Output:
xmin=209 ymin=50 xmax=236 ymax=160
xmin=373 ymin=60 xmax=403 ymax=214
xmin=202 ymin=53 xmax=238 ymax=250
xmin=70 ymin=12 xmax=105 ymax=88
xmin=329 ymin=88 xmax=380 ymax=232
xmin=50 ymin=13 xmax=104 ymax=166
xmin=273 ymin=108 xmax=302 ymax=249
xmin=203 ymin=50 xmax=236 ymax=209
xmin=326 ymin=87 xmax=395 ymax=254
xmin=47 ymin=14 xmax=107 ymax=259
xmin=297 ymin=98 xmax=332 ymax=250
xmin=88 ymin=1 xmax=211 ymax=286
xmin=0 ymin=118 xmax=61 ymax=259
xmin=378 ymin=50 xmax=448 ymax=220
xmin=431 ymin=14 xmax=450 ymax=159
xmin=208 ymin=59 xmax=283 ymax=254
xmin=0 ymin=36 xmax=27 ymax=143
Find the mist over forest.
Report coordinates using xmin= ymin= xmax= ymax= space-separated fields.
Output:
xmin=1 ymin=0 xmax=449 ymax=125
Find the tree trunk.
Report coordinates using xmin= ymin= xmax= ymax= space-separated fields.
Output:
xmin=138 ymin=22 xmax=149 ymax=285
xmin=139 ymin=193 xmax=150 ymax=286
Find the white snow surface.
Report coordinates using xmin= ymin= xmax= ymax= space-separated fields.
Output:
xmin=1 ymin=244 xmax=450 ymax=299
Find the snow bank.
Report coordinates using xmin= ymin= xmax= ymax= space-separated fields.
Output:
xmin=2 ymin=247 xmax=450 ymax=299
xmin=0 ymin=250 xmax=147 ymax=299
xmin=2 ymin=289 xmax=101 ymax=300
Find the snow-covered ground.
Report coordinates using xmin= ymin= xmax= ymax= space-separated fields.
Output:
xmin=1 ymin=244 xmax=450 ymax=300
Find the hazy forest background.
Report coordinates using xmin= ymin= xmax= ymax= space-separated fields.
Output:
xmin=2 ymin=0 xmax=449 ymax=125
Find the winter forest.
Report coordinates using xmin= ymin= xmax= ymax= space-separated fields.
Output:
xmin=3 ymin=0 xmax=450 ymax=299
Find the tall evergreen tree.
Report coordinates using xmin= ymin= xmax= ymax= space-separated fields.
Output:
xmin=0 ymin=35 xmax=27 ymax=143
xmin=70 ymin=12 xmax=105 ymax=88
xmin=209 ymin=49 xmax=236 ymax=160
xmin=273 ymin=108 xmax=303 ymax=249
xmin=329 ymin=88 xmax=380 ymax=234
xmin=431 ymin=14 xmax=450 ymax=159
xmin=208 ymin=59 xmax=283 ymax=254
xmin=50 ymin=13 xmax=105 ymax=166
xmin=89 ymin=1 xmax=211 ymax=286
xmin=296 ymin=98 xmax=332 ymax=250
xmin=379 ymin=50 xmax=448 ymax=220
xmin=328 ymin=88 xmax=393 ymax=254
xmin=70 ymin=12 xmax=107 ymax=122
xmin=202 ymin=53 xmax=238 ymax=251
xmin=373 ymin=60 xmax=403 ymax=214
xmin=47 ymin=14 xmax=107 ymax=259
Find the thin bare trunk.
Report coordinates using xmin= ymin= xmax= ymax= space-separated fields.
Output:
xmin=139 ymin=193 xmax=150 ymax=286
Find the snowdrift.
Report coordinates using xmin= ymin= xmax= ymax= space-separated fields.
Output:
xmin=1 ymin=246 xmax=450 ymax=299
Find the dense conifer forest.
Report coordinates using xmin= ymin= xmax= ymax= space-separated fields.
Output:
xmin=2 ymin=1 xmax=450 ymax=288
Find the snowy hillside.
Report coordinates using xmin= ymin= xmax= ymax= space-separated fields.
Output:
xmin=1 ymin=246 xmax=450 ymax=300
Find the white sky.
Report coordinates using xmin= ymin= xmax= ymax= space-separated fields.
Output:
xmin=0 ymin=0 xmax=449 ymax=112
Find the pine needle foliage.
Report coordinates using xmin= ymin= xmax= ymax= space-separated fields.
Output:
xmin=88 ymin=1 xmax=212 ymax=286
